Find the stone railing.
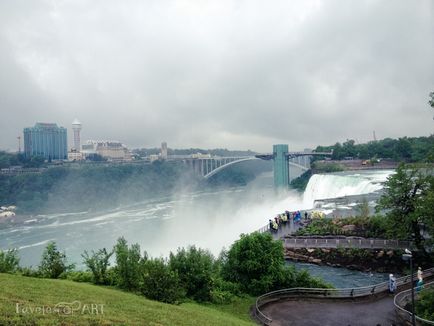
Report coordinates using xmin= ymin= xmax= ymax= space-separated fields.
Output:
xmin=283 ymin=236 xmax=413 ymax=250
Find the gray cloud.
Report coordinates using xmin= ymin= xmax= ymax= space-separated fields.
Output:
xmin=0 ymin=0 xmax=433 ymax=152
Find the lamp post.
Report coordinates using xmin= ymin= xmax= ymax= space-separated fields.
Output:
xmin=402 ymin=249 xmax=415 ymax=326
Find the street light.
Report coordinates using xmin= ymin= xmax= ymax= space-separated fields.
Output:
xmin=402 ymin=249 xmax=415 ymax=326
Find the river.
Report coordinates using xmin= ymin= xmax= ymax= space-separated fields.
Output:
xmin=0 ymin=169 xmax=394 ymax=287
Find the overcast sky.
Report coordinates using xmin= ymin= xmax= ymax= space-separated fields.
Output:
xmin=0 ymin=0 xmax=433 ymax=153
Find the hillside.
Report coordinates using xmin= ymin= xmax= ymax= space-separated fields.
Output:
xmin=0 ymin=273 xmax=255 ymax=326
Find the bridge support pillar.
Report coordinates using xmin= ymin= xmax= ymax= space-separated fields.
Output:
xmin=273 ymin=144 xmax=289 ymax=188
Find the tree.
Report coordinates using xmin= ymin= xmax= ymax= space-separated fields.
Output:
xmin=0 ymin=249 xmax=20 ymax=273
xmin=377 ymin=164 xmax=434 ymax=253
xmin=221 ymin=232 xmax=329 ymax=295
xmin=141 ymin=257 xmax=185 ymax=304
xmin=221 ymin=232 xmax=286 ymax=295
xmin=39 ymin=242 xmax=74 ymax=278
xmin=169 ymin=246 xmax=215 ymax=302
xmin=113 ymin=237 xmax=142 ymax=290
xmin=82 ymin=248 xmax=114 ymax=285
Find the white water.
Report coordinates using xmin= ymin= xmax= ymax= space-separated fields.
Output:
xmin=303 ymin=170 xmax=394 ymax=207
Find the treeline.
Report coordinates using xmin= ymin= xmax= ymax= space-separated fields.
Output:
xmin=0 ymin=160 xmax=270 ymax=214
xmin=0 ymin=232 xmax=329 ymax=304
xmin=0 ymin=152 xmax=45 ymax=169
xmin=314 ymin=135 xmax=434 ymax=162
xmin=0 ymin=162 xmax=200 ymax=214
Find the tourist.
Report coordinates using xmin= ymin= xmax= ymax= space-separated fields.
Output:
xmin=417 ymin=267 xmax=423 ymax=281
xmin=272 ymin=220 xmax=278 ymax=232
xmin=388 ymin=274 xmax=396 ymax=293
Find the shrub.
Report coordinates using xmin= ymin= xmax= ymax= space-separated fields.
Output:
xmin=0 ymin=249 xmax=20 ymax=273
xmin=141 ymin=257 xmax=185 ymax=304
xmin=114 ymin=237 xmax=142 ymax=290
xmin=82 ymin=248 xmax=114 ymax=285
xmin=416 ymin=288 xmax=434 ymax=320
xmin=169 ymin=246 xmax=215 ymax=302
xmin=62 ymin=271 xmax=93 ymax=283
xmin=221 ymin=232 xmax=285 ymax=295
xmin=38 ymin=242 xmax=74 ymax=278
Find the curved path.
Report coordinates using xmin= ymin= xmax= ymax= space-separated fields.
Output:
xmin=261 ymin=295 xmax=397 ymax=326
xmin=256 ymin=268 xmax=434 ymax=326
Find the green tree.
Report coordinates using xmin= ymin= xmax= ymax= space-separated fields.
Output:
xmin=221 ymin=232 xmax=286 ymax=295
xmin=82 ymin=248 xmax=114 ymax=285
xmin=114 ymin=237 xmax=142 ymax=290
xmin=169 ymin=246 xmax=215 ymax=302
xmin=141 ymin=257 xmax=185 ymax=304
xmin=0 ymin=249 xmax=20 ymax=273
xmin=39 ymin=242 xmax=74 ymax=278
xmin=377 ymin=164 xmax=434 ymax=253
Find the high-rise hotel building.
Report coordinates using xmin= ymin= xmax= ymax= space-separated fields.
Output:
xmin=24 ymin=123 xmax=67 ymax=160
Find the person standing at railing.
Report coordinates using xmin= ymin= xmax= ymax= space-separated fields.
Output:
xmin=389 ymin=274 xmax=397 ymax=293
xmin=417 ymin=267 xmax=423 ymax=281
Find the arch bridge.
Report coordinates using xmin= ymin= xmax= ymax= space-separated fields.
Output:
xmin=182 ymin=149 xmax=331 ymax=181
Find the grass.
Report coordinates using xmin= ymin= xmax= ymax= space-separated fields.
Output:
xmin=0 ymin=273 xmax=256 ymax=326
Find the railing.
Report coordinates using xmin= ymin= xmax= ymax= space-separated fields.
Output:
xmin=255 ymin=267 xmax=434 ymax=325
xmin=394 ymin=280 xmax=434 ymax=325
xmin=283 ymin=237 xmax=413 ymax=250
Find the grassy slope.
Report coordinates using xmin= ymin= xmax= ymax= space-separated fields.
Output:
xmin=0 ymin=273 xmax=255 ymax=326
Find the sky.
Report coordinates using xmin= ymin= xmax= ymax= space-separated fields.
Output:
xmin=0 ymin=0 xmax=433 ymax=153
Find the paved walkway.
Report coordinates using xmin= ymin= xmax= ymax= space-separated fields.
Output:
xmin=261 ymin=295 xmax=399 ymax=326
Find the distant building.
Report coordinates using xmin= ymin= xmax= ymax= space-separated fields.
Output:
xmin=81 ymin=140 xmax=132 ymax=161
xmin=161 ymin=142 xmax=168 ymax=160
xmin=149 ymin=154 xmax=160 ymax=162
xmin=67 ymin=149 xmax=84 ymax=161
xmin=23 ymin=123 xmax=67 ymax=160
xmin=72 ymin=119 xmax=82 ymax=151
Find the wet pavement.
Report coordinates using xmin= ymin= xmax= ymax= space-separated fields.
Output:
xmin=261 ymin=295 xmax=400 ymax=326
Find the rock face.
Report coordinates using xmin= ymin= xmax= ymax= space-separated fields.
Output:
xmin=284 ymin=247 xmax=404 ymax=274
xmin=342 ymin=224 xmax=356 ymax=232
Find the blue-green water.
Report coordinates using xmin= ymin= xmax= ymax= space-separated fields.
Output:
xmin=289 ymin=262 xmax=389 ymax=288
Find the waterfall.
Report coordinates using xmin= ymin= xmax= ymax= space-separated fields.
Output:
xmin=302 ymin=170 xmax=394 ymax=208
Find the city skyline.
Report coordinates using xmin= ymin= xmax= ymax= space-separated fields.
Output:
xmin=1 ymin=1 xmax=433 ymax=152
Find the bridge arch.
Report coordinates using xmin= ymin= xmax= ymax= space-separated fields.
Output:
xmin=203 ymin=157 xmax=309 ymax=179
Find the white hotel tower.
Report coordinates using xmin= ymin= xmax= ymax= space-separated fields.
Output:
xmin=72 ymin=118 xmax=82 ymax=151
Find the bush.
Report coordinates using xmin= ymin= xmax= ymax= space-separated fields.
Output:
xmin=62 ymin=271 xmax=93 ymax=283
xmin=141 ymin=257 xmax=185 ymax=304
xmin=416 ymin=288 xmax=434 ymax=320
xmin=82 ymin=248 xmax=114 ymax=285
xmin=38 ymin=242 xmax=74 ymax=278
xmin=169 ymin=246 xmax=215 ymax=302
xmin=221 ymin=232 xmax=285 ymax=295
xmin=0 ymin=249 xmax=20 ymax=273
xmin=114 ymin=237 xmax=142 ymax=290
xmin=19 ymin=267 xmax=41 ymax=278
